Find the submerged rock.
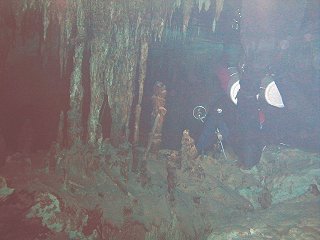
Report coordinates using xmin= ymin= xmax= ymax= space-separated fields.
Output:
xmin=0 ymin=175 xmax=14 ymax=201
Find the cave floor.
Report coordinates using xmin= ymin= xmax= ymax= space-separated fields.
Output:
xmin=0 ymin=145 xmax=319 ymax=240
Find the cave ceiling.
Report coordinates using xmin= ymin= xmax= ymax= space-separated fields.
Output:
xmin=0 ymin=0 xmax=318 ymax=151
xmin=0 ymin=0 xmax=231 ymax=149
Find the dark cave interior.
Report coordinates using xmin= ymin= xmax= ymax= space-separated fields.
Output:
xmin=0 ymin=1 xmax=319 ymax=240
xmin=1 ymin=0 xmax=319 ymax=154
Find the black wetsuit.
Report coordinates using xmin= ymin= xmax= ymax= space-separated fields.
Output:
xmin=196 ymin=104 xmax=230 ymax=153
xmin=234 ymin=69 xmax=264 ymax=168
xmin=241 ymin=0 xmax=320 ymax=151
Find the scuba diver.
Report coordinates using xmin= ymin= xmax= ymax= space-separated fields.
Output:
xmin=196 ymin=0 xmax=320 ymax=169
xmin=196 ymin=95 xmax=231 ymax=156
xmin=195 ymin=65 xmax=265 ymax=170
xmin=196 ymin=0 xmax=264 ymax=169
xmin=233 ymin=66 xmax=265 ymax=169
xmin=241 ymin=0 xmax=320 ymax=151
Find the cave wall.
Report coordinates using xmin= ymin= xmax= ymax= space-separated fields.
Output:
xmin=0 ymin=0 xmax=62 ymax=152
xmin=2 ymin=0 xmax=317 ymax=153
xmin=0 ymin=0 xmax=168 ymax=150
xmin=0 ymin=0 xmax=230 ymax=151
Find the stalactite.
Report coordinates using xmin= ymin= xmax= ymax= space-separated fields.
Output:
xmin=6 ymin=0 xmax=68 ymax=70
xmin=182 ymin=0 xmax=194 ymax=32
xmin=198 ymin=0 xmax=212 ymax=12
xmin=2 ymin=0 xmax=180 ymax=148
xmin=174 ymin=0 xmax=214 ymax=33
xmin=88 ymin=39 xmax=108 ymax=145
xmin=85 ymin=1 xmax=132 ymax=146
xmin=149 ymin=0 xmax=174 ymax=42
xmin=11 ymin=0 xmax=28 ymax=35
xmin=59 ymin=1 xmax=74 ymax=78
xmin=174 ymin=0 xmax=182 ymax=8
xmin=67 ymin=0 xmax=86 ymax=145
xmin=13 ymin=0 xmax=52 ymax=42
xmin=67 ymin=43 xmax=85 ymax=144
xmin=108 ymin=38 xmax=136 ymax=144
xmin=0 ymin=1 xmax=16 ymax=72
xmin=132 ymin=36 xmax=149 ymax=172
xmin=215 ymin=0 xmax=224 ymax=21
xmin=79 ymin=0 xmax=175 ymax=146
xmin=172 ymin=0 xmax=224 ymax=33
xmin=41 ymin=0 xmax=51 ymax=41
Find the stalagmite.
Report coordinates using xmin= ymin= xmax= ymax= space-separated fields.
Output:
xmin=180 ymin=129 xmax=198 ymax=164
xmin=166 ymin=150 xmax=180 ymax=201
xmin=140 ymin=82 xmax=167 ymax=186
xmin=148 ymin=81 xmax=167 ymax=155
